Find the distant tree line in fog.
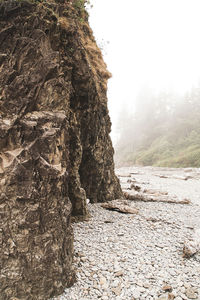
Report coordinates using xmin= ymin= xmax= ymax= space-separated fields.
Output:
xmin=115 ymin=85 xmax=200 ymax=167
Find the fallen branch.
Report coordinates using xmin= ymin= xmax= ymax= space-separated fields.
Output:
xmin=143 ymin=189 xmax=168 ymax=195
xmin=154 ymin=174 xmax=169 ymax=179
xmin=145 ymin=217 xmax=179 ymax=227
xmin=101 ymin=200 xmax=139 ymax=214
xmin=117 ymin=174 xmax=131 ymax=178
xmin=123 ymin=191 xmax=190 ymax=204
xmin=172 ymin=175 xmax=192 ymax=181
xmin=154 ymin=174 xmax=192 ymax=181
xmin=130 ymin=172 xmax=142 ymax=175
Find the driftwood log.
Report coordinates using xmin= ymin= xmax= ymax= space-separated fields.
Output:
xmin=101 ymin=200 xmax=139 ymax=214
xmin=123 ymin=191 xmax=190 ymax=205
xmin=154 ymin=174 xmax=192 ymax=180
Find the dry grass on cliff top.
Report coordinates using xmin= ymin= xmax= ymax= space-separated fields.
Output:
xmin=58 ymin=7 xmax=111 ymax=92
xmin=82 ymin=28 xmax=111 ymax=91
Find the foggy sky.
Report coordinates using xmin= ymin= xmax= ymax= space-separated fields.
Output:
xmin=87 ymin=0 xmax=200 ymax=143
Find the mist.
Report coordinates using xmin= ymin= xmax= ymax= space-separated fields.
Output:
xmin=88 ymin=0 xmax=200 ymax=167
xmin=115 ymin=85 xmax=200 ymax=167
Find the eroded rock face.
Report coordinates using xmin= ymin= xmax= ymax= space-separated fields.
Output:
xmin=0 ymin=112 xmax=75 ymax=299
xmin=0 ymin=0 xmax=122 ymax=299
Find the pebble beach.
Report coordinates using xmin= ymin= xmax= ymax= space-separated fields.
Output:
xmin=53 ymin=167 xmax=200 ymax=300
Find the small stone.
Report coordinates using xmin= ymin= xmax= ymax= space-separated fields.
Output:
xmin=102 ymin=296 xmax=109 ymax=300
xmin=157 ymin=295 xmax=168 ymax=300
xmin=138 ymin=286 xmax=146 ymax=293
xmin=118 ymin=233 xmax=124 ymax=236
xmin=99 ymin=277 xmax=107 ymax=286
xmin=112 ymin=285 xmax=122 ymax=296
xmin=184 ymin=283 xmax=191 ymax=289
xmin=162 ymin=285 xmax=173 ymax=292
xmin=185 ymin=287 xmax=198 ymax=299
xmin=169 ymin=269 xmax=176 ymax=276
xmin=111 ymin=279 xmax=120 ymax=288
xmin=77 ymin=252 xmax=85 ymax=257
xmin=80 ymin=257 xmax=87 ymax=262
xmin=136 ymin=280 xmax=144 ymax=287
xmin=143 ymin=283 xmax=150 ymax=288
xmin=93 ymin=282 xmax=99 ymax=289
xmin=115 ymin=270 xmax=123 ymax=277
xmin=179 ymin=287 xmax=186 ymax=294
xmin=132 ymin=288 xmax=141 ymax=299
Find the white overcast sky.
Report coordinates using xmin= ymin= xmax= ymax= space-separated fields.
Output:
xmin=87 ymin=0 xmax=200 ymax=143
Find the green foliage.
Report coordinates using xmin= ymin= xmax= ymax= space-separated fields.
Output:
xmin=115 ymin=86 xmax=200 ymax=168
xmin=73 ymin=0 xmax=90 ymax=10
xmin=73 ymin=0 xmax=84 ymax=10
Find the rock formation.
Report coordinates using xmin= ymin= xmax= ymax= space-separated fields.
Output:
xmin=0 ymin=0 xmax=122 ymax=299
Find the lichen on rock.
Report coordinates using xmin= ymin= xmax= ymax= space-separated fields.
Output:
xmin=0 ymin=0 xmax=122 ymax=298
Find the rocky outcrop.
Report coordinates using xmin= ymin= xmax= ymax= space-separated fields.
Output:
xmin=0 ymin=112 xmax=75 ymax=299
xmin=0 ymin=0 xmax=122 ymax=299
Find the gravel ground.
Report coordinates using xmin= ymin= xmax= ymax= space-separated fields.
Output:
xmin=52 ymin=167 xmax=200 ymax=300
